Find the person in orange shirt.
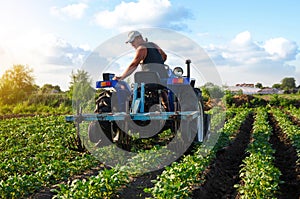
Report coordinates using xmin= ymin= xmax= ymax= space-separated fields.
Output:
xmin=114 ymin=30 xmax=168 ymax=81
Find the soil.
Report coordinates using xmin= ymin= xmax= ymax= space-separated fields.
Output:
xmin=191 ymin=114 xmax=254 ymax=199
xmin=231 ymin=94 xmax=256 ymax=107
xmin=269 ymin=114 xmax=300 ymax=199
xmin=112 ymin=169 xmax=164 ymax=199
xmin=111 ymin=141 xmax=196 ymax=199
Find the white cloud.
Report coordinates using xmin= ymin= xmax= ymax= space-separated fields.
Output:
xmin=263 ymin=37 xmax=298 ymax=60
xmin=93 ymin=0 xmax=192 ymax=31
xmin=231 ymin=31 xmax=252 ymax=47
xmin=0 ymin=29 xmax=92 ymax=90
xmin=50 ymin=3 xmax=88 ymax=19
xmin=207 ymin=34 xmax=264 ymax=66
xmin=205 ymin=31 xmax=299 ymax=86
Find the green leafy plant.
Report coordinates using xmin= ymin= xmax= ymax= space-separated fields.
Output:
xmin=146 ymin=108 xmax=251 ymax=198
xmin=235 ymin=108 xmax=281 ymax=198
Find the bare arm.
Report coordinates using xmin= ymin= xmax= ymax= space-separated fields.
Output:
xmin=114 ymin=46 xmax=147 ymax=80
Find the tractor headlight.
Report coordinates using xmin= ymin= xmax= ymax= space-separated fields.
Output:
xmin=173 ymin=67 xmax=184 ymax=77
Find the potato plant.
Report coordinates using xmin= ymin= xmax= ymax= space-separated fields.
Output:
xmin=54 ymin=146 xmax=174 ymax=198
xmin=0 ymin=116 xmax=99 ymax=198
xmin=146 ymin=108 xmax=251 ymax=198
xmin=1 ymin=105 xmax=299 ymax=199
xmin=235 ymin=107 xmax=281 ymax=198
xmin=287 ymin=106 xmax=300 ymax=120
xmin=271 ymin=108 xmax=300 ymax=156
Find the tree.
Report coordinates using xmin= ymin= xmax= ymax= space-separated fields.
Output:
xmin=68 ymin=69 xmax=95 ymax=110
xmin=0 ymin=65 xmax=36 ymax=104
xmin=255 ymin=83 xmax=263 ymax=88
xmin=281 ymin=77 xmax=296 ymax=91
xmin=272 ymin=83 xmax=281 ymax=89
xmin=40 ymin=84 xmax=61 ymax=93
xmin=202 ymin=82 xmax=224 ymax=99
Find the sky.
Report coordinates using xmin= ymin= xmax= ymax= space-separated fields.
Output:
xmin=0 ymin=0 xmax=299 ymax=91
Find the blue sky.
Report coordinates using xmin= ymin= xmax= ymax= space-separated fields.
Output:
xmin=0 ymin=0 xmax=299 ymax=90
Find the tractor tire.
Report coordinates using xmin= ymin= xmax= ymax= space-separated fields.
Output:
xmin=192 ymin=88 xmax=206 ymax=142
xmin=173 ymin=87 xmax=204 ymax=145
xmin=88 ymin=90 xmax=113 ymax=145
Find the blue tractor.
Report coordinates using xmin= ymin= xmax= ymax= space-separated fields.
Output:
xmin=66 ymin=60 xmax=210 ymax=151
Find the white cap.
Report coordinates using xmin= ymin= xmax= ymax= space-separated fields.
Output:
xmin=125 ymin=30 xmax=142 ymax=43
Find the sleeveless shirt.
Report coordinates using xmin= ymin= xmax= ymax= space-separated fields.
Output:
xmin=141 ymin=42 xmax=164 ymax=64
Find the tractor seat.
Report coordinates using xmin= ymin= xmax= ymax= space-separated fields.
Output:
xmin=134 ymin=71 xmax=161 ymax=84
xmin=134 ymin=71 xmax=167 ymax=89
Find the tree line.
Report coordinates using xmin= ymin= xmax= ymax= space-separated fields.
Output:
xmin=0 ymin=65 xmax=94 ymax=109
xmin=0 ymin=64 xmax=299 ymax=106
xmin=255 ymin=77 xmax=299 ymax=93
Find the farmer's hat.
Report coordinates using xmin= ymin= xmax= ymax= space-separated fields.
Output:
xmin=125 ymin=30 xmax=142 ymax=43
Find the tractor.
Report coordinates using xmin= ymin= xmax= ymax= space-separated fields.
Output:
xmin=66 ymin=60 xmax=210 ymax=151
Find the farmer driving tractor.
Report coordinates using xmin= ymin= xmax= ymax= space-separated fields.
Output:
xmin=67 ymin=30 xmax=210 ymax=151
xmin=113 ymin=30 xmax=168 ymax=80
xmin=113 ymin=30 xmax=170 ymax=111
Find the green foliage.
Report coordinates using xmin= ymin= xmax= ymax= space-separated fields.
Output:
xmin=222 ymin=90 xmax=234 ymax=107
xmin=272 ymin=77 xmax=296 ymax=92
xmin=54 ymin=146 xmax=173 ymax=198
xmin=27 ymin=93 xmax=71 ymax=107
xmin=249 ymin=97 xmax=267 ymax=107
xmin=145 ymin=154 xmax=210 ymax=199
xmin=255 ymin=82 xmax=263 ymax=88
xmin=0 ymin=65 xmax=37 ymax=104
xmin=0 ymin=100 xmax=72 ymax=115
xmin=201 ymin=82 xmax=224 ymax=99
xmin=200 ymin=87 xmax=210 ymax=102
xmin=272 ymin=83 xmax=281 ymax=89
xmin=0 ymin=66 xmax=71 ymax=114
xmin=1 ymin=66 xmax=300 ymax=199
xmin=146 ymin=108 xmax=251 ymax=198
xmin=68 ymin=69 xmax=94 ymax=101
xmin=271 ymin=108 xmax=300 ymax=155
xmin=235 ymin=108 xmax=281 ymax=198
xmin=54 ymin=168 xmax=129 ymax=199
xmin=224 ymin=92 xmax=300 ymax=109
xmin=269 ymin=94 xmax=300 ymax=107
xmin=0 ymin=116 xmax=99 ymax=198
xmin=281 ymin=77 xmax=296 ymax=90
xmin=288 ymin=106 xmax=300 ymax=121
xmin=39 ymin=84 xmax=62 ymax=93
xmin=68 ymin=69 xmax=95 ymax=112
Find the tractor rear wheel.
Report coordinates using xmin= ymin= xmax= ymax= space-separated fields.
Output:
xmin=170 ymin=87 xmax=205 ymax=150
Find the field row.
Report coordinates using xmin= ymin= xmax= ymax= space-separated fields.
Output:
xmin=144 ymin=108 xmax=251 ymax=198
xmin=0 ymin=106 xmax=299 ymax=198
xmin=235 ymin=108 xmax=281 ymax=198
